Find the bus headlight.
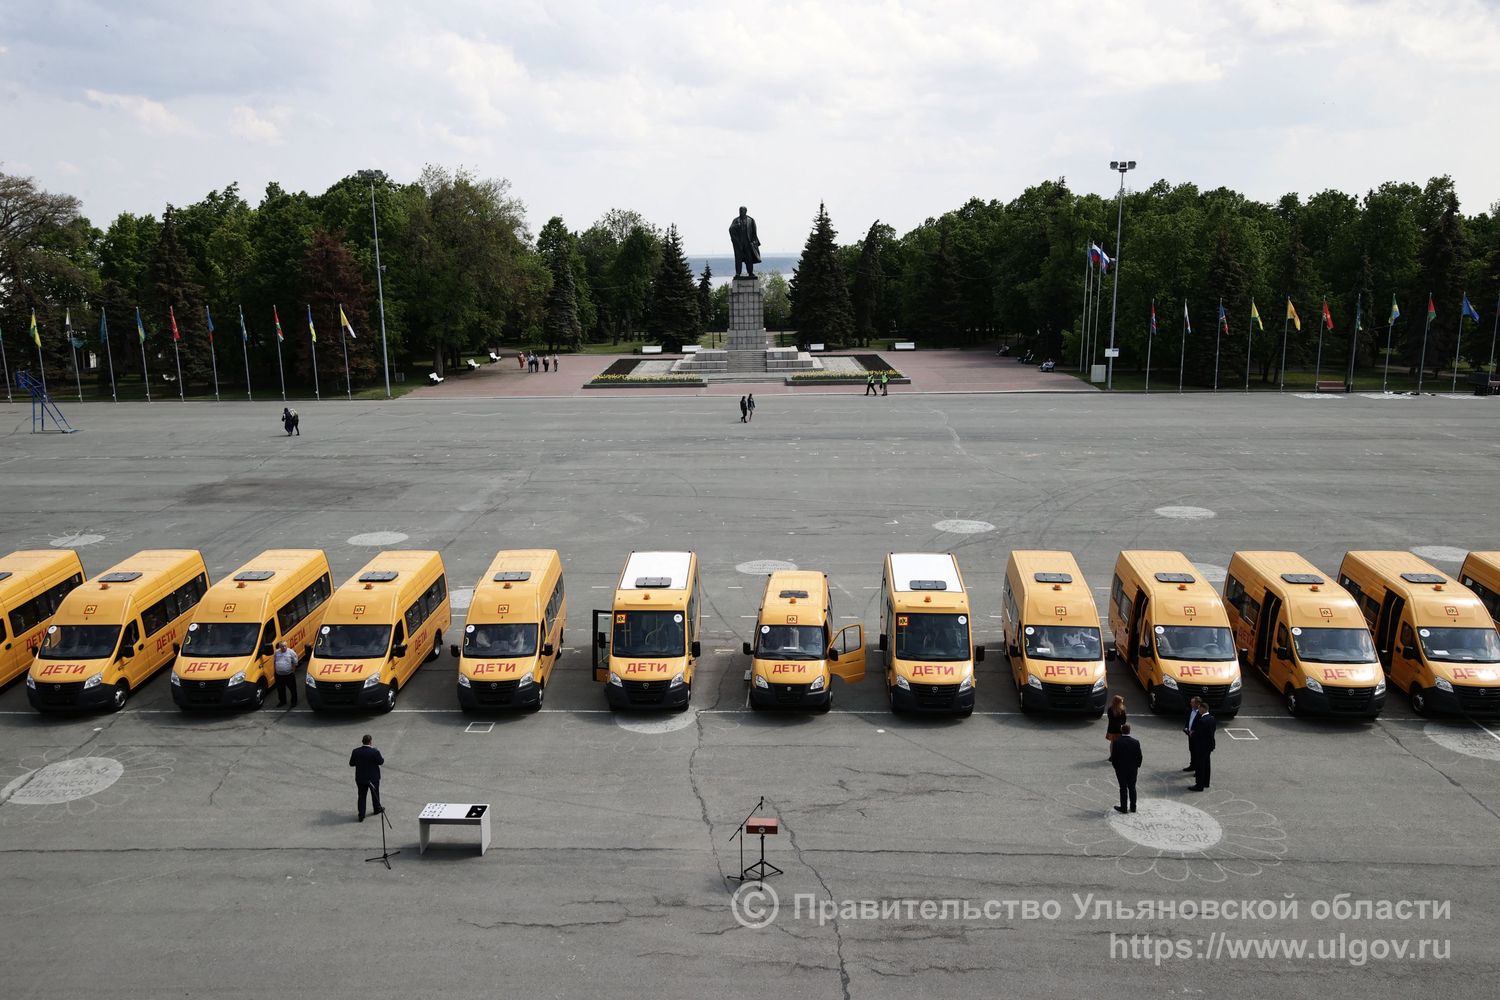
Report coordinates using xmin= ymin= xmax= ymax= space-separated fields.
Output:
xmin=227 ymin=671 xmax=246 ymax=687
xmin=669 ymin=672 xmax=685 ymax=688
xmin=1027 ymin=674 xmax=1043 ymax=689
xmin=753 ymin=675 xmax=769 ymax=689
xmin=609 ymin=672 xmax=623 ymax=687
xmin=895 ymin=676 xmax=911 ymax=690
xmin=1161 ymin=675 xmax=1179 ymax=690
xmin=1434 ymin=677 xmax=1452 ymax=692
xmin=170 ymin=672 xmax=181 ymax=687
xmin=1092 ymin=676 xmax=1107 ymax=692
xmin=305 ymin=675 xmax=317 ymax=688
xmin=809 ymin=675 xmax=825 ymax=692
xmin=1374 ymin=677 xmax=1386 ymax=696
xmin=1304 ymin=677 xmax=1324 ymax=693
xmin=83 ymin=672 xmax=104 ymax=689
xmin=1229 ymin=676 xmax=1242 ymax=693
xmin=362 ymin=673 xmax=381 ymax=688
xmin=958 ymin=674 xmax=974 ymax=693
xmin=518 ymin=671 xmax=535 ymax=687
xmin=457 ymin=674 xmax=471 ymax=688
xmin=26 ymin=674 xmax=36 ymax=689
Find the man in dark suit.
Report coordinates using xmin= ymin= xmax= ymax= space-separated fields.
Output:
xmin=1188 ymin=705 xmax=1216 ymax=791
xmin=1110 ymin=723 xmax=1143 ymax=813
xmin=349 ymin=734 xmax=384 ymax=821
xmin=1181 ymin=696 xmax=1202 ymax=771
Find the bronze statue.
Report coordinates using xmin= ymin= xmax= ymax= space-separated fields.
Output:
xmin=729 ymin=206 xmax=760 ymax=277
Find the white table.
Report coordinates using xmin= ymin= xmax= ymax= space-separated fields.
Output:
xmin=418 ymin=802 xmax=492 ymax=856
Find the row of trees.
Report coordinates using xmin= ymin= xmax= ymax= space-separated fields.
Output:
xmin=3 ymin=168 xmax=1497 ymax=392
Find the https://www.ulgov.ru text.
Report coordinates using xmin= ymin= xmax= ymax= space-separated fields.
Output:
xmin=1111 ymin=931 xmax=1450 ymax=967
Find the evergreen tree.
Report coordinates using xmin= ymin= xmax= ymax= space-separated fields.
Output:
xmin=300 ymin=228 xmax=379 ymax=390
xmin=1189 ymin=224 xmax=1249 ymax=388
xmin=789 ymin=202 xmax=854 ymax=347
xmin=147 ymin=206 xmax=213 ymax=391
xmin=851 ymin=220 xmax=887 ymax=348
xmin=543 ymin=249 xmax=582 ymax=350
xmin=644 ymin=224 xmax=699 ymax=352
xmin=918 ymin=220 xmax=963 ymax=344
xmin=1417 ymin=189 xmax=1467 ymax=375
xmin=696 ymin=264 xmax=713 ymax=332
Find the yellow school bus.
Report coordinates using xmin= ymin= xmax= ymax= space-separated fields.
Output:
xmin=27 ymin=550 xmax=210 ymax=713
xmin=593 ymin=551 xmax=701 ymax=711
xmin=171 ymin=550 xmax=333 ymax=710
xmin=878 ymin=552 xmax=983 ymax=716
xmin=306 ymin=551 xmax=450 ymax=713
xmin=1 ymin=550 xmax=86 ymax=688
xmin=1459 ymin=552 xmax=1500 ymax=626
xmin=1338 ymin=551 xmax=1499 ymax=717
xmin=744 ymin=569 xmax=864 ymax=711
xmin=1001 ymin=551 xmax=1106 ymax=715
xmin=457 ymin=549 xmax=566 ymax=710
xmin=1108 ymin=551 xmax=1242 ymax=716
xmin=1223 ymin=551 xmax=1384 ymax=718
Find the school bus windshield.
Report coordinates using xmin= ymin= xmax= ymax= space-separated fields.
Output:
xmin=1416 ymin=627 xmax=1500 ymax=663
xmin=465 ymin=623 xmax=538 ymax=657
xmin=613 ymin=611 xmax=685 ymax=657
xmin=1025 ymin=625 xmax=1102 ymax=661
xmin=895 ymin=613 xmax=970 ymax=661
xmin=39 ymin=625 xmax=120 ymax=660
xmin=1292 ymin=627 xmax=1376 ymax=664
xmin=757 ymin=624 xmax=825 ymax=660
xmin=183 ymin=622 xmax=259 ymax=657
xmin=316 ymin=624 xmax=391 ymax=659
xmin=1153 ymin=625 xmax=1235 ymax=661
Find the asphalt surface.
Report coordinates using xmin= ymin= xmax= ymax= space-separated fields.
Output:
xmin=2 ymin=391 xmax=1498 ymax=999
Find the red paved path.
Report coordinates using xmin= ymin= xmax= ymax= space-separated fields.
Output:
xmin=407 ymin=350 xmax=1095 ymax=399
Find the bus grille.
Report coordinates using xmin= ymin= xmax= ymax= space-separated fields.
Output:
xmin=473 ymin=679 xmax=520 ymax=706
xmin=36 ymin=682 xmax=82 ymax=707
xmin=771 ymin=683 xmax=810 ymax=704
xmin=1325 ymin=685 xmax=1376 ymax=713
xmin=319 ymin=682 xmax=360 ymax=706
xmin=1455 ymin=684 xmax=1500 ymax=715
xmin=913 ymin=683 xmax=958 ymax=709
xmin=183 ymin=679 xmax=228 ymax=705
xmin=1041 ymin=681 xmax=1093 ymax=710
xmin=1178 ymin=683 xmax=1231 ymax=709
xmin=623 ymin=679 xmax=670 ymax=705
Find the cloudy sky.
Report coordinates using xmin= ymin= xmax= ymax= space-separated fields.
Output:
xmin=3 ymin=0 xmax=1499 ymax=253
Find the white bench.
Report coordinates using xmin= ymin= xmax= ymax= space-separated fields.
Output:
xmin=809 ymin=343 xmax=825 ymax=352
xmin=641 ymin=345 xmax=663 ymax=355
xmin=681 ymin=345 xmax=701 ymax=354
xmin=419 ymin=802 xmax=491 ymax=855
xmin=894 ymin=341 xmax=916 ymax=351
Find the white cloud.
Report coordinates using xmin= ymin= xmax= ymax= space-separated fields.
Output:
xmin=83 ymin=88 xmax=195 ymax=136
xmin=229 ymin=105 xmax=282 ymax=145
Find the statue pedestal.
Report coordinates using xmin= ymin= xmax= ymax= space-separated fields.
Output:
xmin=727 ymin=276 xmax=766 ymax=351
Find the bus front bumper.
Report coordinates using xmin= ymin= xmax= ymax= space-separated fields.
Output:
xmin=1021 ymin=681 xmax=1109 ymax=714
xmin=27 ymin=679 xmax=117 ymax=713
xmin=607 ymin=678 xmax=691 ymax=710
xmin=306 ymin=679 xmax=391 ymax=711
xmin=891 ymin=682 xmax=974 ymax=714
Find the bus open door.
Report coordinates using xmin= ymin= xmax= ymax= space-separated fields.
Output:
xmin=593 ymin=609 xmax=611 ymax=683
xmin=831 ymin=624 xmax=866 ymax=682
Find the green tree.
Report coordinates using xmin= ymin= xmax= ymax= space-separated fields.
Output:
xmin=644 ymin=224 xmax=699 ymax=352
xmin=851 ymin=220 xmax=891 ymax=347
xmin=608 ymin=225 xmax=660 ymax=341
xmin=300 ymin=228 xmax=379 ymax=391
xmin=1416 ymin=186 xmax=1468 ymax=376
xmin=146 ymin=206 xmax=213 ymax=390
xmin=789 ymin=202 xmax=854 ymax=346
xmin=0 ymin=171 xmax=94 ymax=377
xmin=762 ymin=271 xmax=791 ymax=330
xmin=696 ymin=264 xmax=713 ymax=332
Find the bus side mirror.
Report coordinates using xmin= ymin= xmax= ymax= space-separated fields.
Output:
xmin=974 ymin=645 xmax=985 ymax=662
xmin=691 ymin=640 xmax=702 ymax=658
xmin=1276 ymin=645 xmax=1291 ymax=660
xmin=449 ymin=643 xmax=460 ymax=658
xmin=742 ymin=641 xmax=752 ymax=656
xmin=595 ymin=634 xmax=606 ymax=650
xmin=828 ymin=647 xmax=840 ymax=662
xmin=1139 ymin=642 xmax=1152 ymax=658
xmin=172 ymin=642 xmax=181 ymax=654
xmin=542 ymin=643 xmax=555 ymax=658
xmin=118 ymin=646 xmax=133 ymax=660
xmin=878 ymin=633 xmax=888 ymax=652
xmin=1402 ymin=645 xmax=1418 ymax=659
xmin=392 ymin=643 xmax=408 ymax=658
xmin=260 ymin=643 xmax=274 ymax=657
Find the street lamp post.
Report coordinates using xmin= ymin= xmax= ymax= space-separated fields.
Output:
xmin=358 ymin=169 xmax=393 ymax=399
xmin=1105 ymin=159 xmax=1136 ymax=390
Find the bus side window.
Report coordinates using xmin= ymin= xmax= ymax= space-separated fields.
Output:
xmin=121 ymin=621 xmax=140 ymax=656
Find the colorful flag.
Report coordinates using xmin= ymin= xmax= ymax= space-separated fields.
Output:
xmin=1286 ymin=298 xmax=1301 ymax=331
xmin=1218 ymin=301 xmax=1229 ymax=333
xmin=306 ymin=304 xmax=317 ymax=343
xmin=204 ymin=306 xmax=215 ymax=344
xmin=273 ymin=305 xmax=285 ymax=342
xmin=1461 ymin=294 xmax=1481 ymax=322
xmin=339 ymin=305 xmax=357 ymax=340
xmin=238 ymin=305 xmax=249 ymax=343
xmin=1097 ymin=245 xmax=1111 ymax=273
xmin=1321 ymin=300 xmax=1334 ymax=330
xmin=1184 ymin=300 xmax=1192 ymax=335
xmin=135 ymin=307 xmax=146 ymax=344
xmin=65 ymin=309 xmax=84 ymax=349
xmin=1426 ymin=295 xmax=1437 ymax=324
xmin=1250 ymin=300 xmax=1263 ymax=331
xmin=1149 ymin=301 xmax=1157 ymax=338
xmin=99 ymin=309 xmax=108 ymax=344
xmin=169 ymin=306 xmax=181 ymax=342
xmin=30 ymin=310 xmax=40 ymax=347
xmin=1389 ymin=296 xmax=1400 ymax=325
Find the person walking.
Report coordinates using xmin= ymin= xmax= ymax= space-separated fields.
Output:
xmin=1182 ymin=696 xmax=1202 ymax=771
xmin=281 ymin=407 xmax=300 ymax=436
xmin=738 ymin=395 xmax=749 ymax=422
xmin=1188 ymin=704 xmax=1217 ymax=791
xmin=746 ymin=393 xmax=756 ymax=421
xmin=880 ymin=372 xmax=889 ymax=396
xmin=273 ymin=640 xmax=300 ymax=708
xmin=350 ymin=734 xmax=384 ymax=821
xmin=551 ymin=353 xmax=560 ymax=372
xmin=516 ymin=351 xmax=525 ymax=370
xmin=1105 ymin=693 xmax=1127 ymax=758
xmin=542 ymin=355 xmax=550 ymax=373
xmin=865 ymin=373 xmax=877 ymax=396
xmin=1110 ymin=723 xmax=1143 ymax=813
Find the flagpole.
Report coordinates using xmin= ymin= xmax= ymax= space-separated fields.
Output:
xmin=1451 ymin=297 xmax=1465 ymax=395
xmin=1145 ymin=301 xmax=1154 ymax=395
xmin=1383 ymin=314 xmax=1394 ymax=393
xmin=173 ymin=339 xmax=184 ymax=400
xmin=35 ymin=321 xmax=48 ymax=400
xmin=67 ymin=310 xmax=83 ymax=402
xmin=368 ymin=175 xmax=392 ymax=399
xmin=1488 ymin=292 xmax=1499 ymax=382
xmin=1313 ymin=300 xmax=1325 ymax=384
xmin=1279 ymin=306 xmax=1289 ymax=392
xmin=339 ymin=304 xmax=352 ymax=400
xmin=309 ymin=307 xmax=321 ymax=401
xmin=0 ymin=325 xmax=11 ymax=402
xmin=207 ymin=308 xmax=220 ymax=402
xmin=1244 ymin=307 xmax=1254 ymax=392
xmin=275 ymin=307 xmax=287 ymax=401
xmin=1079 ymin=248 xmax=1091 ymax=372
xmin=1091 ymin=262 xmax=1105 ymax=374
xmin=1179 ymin=300 xmax=1187 ymax=394
xmin=102 ymin=310 xmax=117 ymax=402
xmin=239 ymin=306 xmax=253 ymax=402
xmin=137 ymin=308 xmax=152 ymax=404
xmin=1417 ymin=291 xmax=1432 ymax=394
xmin=1345 ymin=293 xmax=1361 ymax=391
xmin=1213 ymin=298 xmax=1222 ymax=392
